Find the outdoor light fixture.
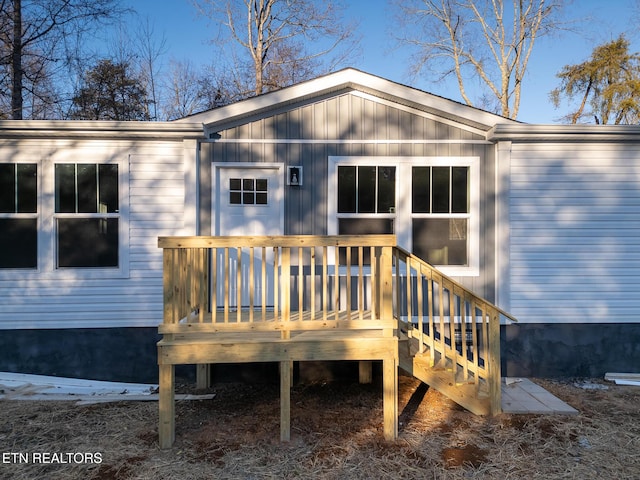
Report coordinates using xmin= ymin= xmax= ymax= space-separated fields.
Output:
xmin=287 ymin=166 xmax=302 ymax=186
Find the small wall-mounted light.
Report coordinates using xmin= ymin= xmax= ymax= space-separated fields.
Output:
xmin=287 ymin=166 xmax=303 ymax=186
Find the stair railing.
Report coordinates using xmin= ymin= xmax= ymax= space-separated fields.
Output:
xmin=392 ymin=247 xmax=517 ymax=414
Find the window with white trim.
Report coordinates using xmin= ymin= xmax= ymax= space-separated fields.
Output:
xmin=337 ymin=165 xmax=396 ymax=236
xmin=411 ymin=166 xmax=469 ymax=266
xmin=0 ymin=164 xmax=38 ymax=268
xmin=329 ymin=156 xmax=479 ymax=276
xmin=54 ymin=163 xmax=119 ymax=268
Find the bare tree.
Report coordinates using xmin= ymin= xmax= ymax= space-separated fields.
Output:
xmin=394 ymin=0 xmax=564 ymax=119
xmin=161 ymin=59 xmax=210 ymax=120
xmin=135 ymin=18 xmax=167 ymax=121
xmin=192 ymin=0 xmax=359 ymax=97
xmin=0 ymin=0 xmax=127 ymax=119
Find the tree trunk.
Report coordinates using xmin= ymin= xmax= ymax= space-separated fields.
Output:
xmin=11 ymin=0 xmax=23 ymax=120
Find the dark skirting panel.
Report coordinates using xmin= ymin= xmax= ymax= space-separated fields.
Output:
xmin=2 ymin=324 xmax=639 ymax=383
xmin=0 ymin=327 xmax=182 ymax=384
xmin=502 ymin=323 xmax=640 ymax=378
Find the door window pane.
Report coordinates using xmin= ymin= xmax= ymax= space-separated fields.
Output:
xmin=256 ymin=179 xmax=268 ymax=205
xmin=229 ymin=177 xmax=268 ymax=205
xmin=229 ymin=191 xmax=241 ymax=204
xmin=243 ymin=192 xmax=255 ymax=204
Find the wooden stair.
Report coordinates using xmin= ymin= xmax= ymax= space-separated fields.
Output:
xmin=156 ymin=235 xmax=515 ymax=449
xmin=391 ymin=247 xmax=517 ymax=417
xmin=397 ymin=334 xmax=491 ymax=415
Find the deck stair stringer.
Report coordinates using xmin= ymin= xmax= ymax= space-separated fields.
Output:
xmin=398 ymin=336 xmax=490 ymax=416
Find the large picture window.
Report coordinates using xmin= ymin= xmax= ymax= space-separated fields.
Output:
xmin=55 ymin=164 xmax=119 ymax=268
xmin=0 ymin=164 xmax=38 ymax=268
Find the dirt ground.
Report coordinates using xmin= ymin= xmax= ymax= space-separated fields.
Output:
xmin=1 ymin=374 xmax=639 ymax=480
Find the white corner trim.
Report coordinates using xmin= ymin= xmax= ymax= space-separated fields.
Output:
xmin=183 ymin=139 xmax=200 ymax=235
xmin=495 ymin=141 xmax=512 ymax=311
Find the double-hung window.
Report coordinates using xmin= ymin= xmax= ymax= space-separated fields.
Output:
xmin=0 ymin=164 xmax=38 ymax=268
xmin=54 ymin=163 xmax=119 ymax=268
xmin=337 ymin=165 xmax=396 ymax=236
xmin=336 ymin=165 xmax=396 ymax=264
xmin=330 ymin=156 xmax=479 ymax=276
xmin=411 ymin=166 xmax=470 ymax=266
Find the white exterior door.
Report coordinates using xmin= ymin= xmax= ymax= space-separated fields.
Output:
xmin=214 ymin=165 xmax=284 ymax=236
xmin=213 ymin=164 xmax=284 ymax=308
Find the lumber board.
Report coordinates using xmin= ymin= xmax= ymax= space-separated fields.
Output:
xmin=158 ymin=235 xmax=397 ymax=249
xmin=158 ymin=336 xmax=398 ymax=365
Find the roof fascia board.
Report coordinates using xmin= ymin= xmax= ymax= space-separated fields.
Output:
xmin=489 ymin=123 xmax=640 ymax=142
xmin=183 ymin=68 xmax=513 ymax=132
xmin=0 ymin=120 xmax=205 ymax=140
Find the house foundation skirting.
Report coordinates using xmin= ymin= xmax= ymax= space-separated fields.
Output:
xmin=502 ymin=323 xmax=640 ymax=378
xmin=2 ymin=324 xmax=639 ymax=383
xmin=0 ymin=327 xmax=163 ymax=384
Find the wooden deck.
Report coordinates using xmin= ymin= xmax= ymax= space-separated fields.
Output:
xmin=157 ymin=235 xmax=514 ymax=449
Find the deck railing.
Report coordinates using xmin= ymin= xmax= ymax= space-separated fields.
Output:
xmin=158 ymin=235 xmax=397 ymax=336
xmin=158 ymin=235 xmax=513 ymax=414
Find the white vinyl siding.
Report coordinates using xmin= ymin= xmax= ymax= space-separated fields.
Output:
xmin=0 ymin=141 xmax=188 ymax=329
xmin=509 ymin=143 xmax=640 ymax=323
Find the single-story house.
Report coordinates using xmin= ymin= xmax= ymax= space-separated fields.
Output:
xmin=1 ymin=68 xmax=638 ymax=383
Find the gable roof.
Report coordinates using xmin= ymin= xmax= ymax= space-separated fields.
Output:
xmin=177 ymin=68 xmax=516 ymax=135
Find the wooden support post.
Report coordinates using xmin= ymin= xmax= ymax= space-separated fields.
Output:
xmin=280 ymin=360 xmax=291 ymax=442
xmin=488 ymin=311 xmax=502 ymax=415
xmin=196 ymin=364 xmax=211 ymax=389
xmin=359 ymin=360 xmax=373 ymax=384
xmin=158 ymin=364 xmax=175 ymax=449
xmin=383 ymin=357 xmax=398 ymax=441
xmin=381 ymin=246 xmax=394 ymax=336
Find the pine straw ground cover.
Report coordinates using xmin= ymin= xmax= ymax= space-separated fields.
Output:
xmin=1 ymin=375 xmax=639 ymax=480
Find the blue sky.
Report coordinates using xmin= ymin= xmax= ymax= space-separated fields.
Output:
xmin=124 ymin=0 xmax=640 ymax=124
